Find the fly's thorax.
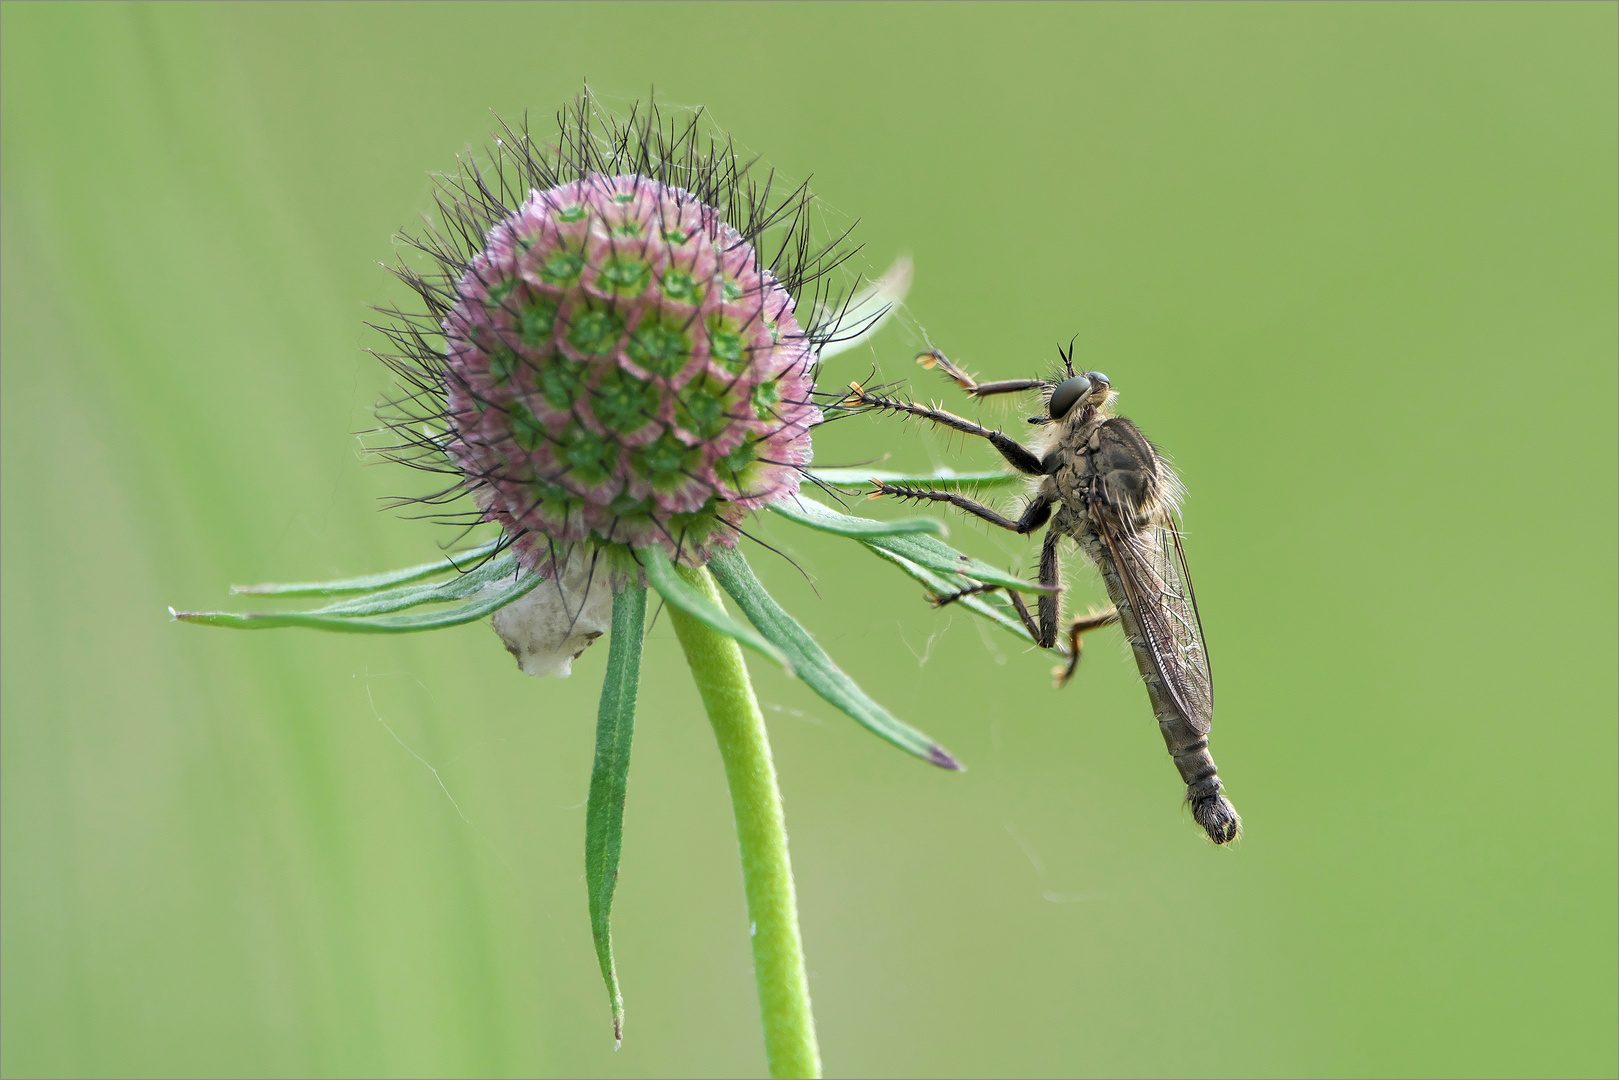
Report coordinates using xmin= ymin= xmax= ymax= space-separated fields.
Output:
xmin=1081 ymin=415 xmax=1181 ymax=530
xmin=1066 ymin=400 xmax=1110 ymax=443
xmin=1040 ymin=406 xmax=1106 ymax=513
xmin=1048 ymin=496 xmax=1086 ymax=539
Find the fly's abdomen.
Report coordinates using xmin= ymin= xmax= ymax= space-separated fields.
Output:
xmin=1078 ymin=523 xmax=1242 ymax=845
xmin=1138 ymin=633 xmax=1241 ymax=845
xmin=1164 ymin=725 xmax=1241 ymax=846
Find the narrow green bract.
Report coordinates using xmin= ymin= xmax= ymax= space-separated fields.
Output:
xmin=170 ymin=562 xmax=539 ymax=634
xmin=768 ymin=497 xmax=1047 ymax=592
xmin=229 ymin=539 xmax=503 ymax=596
xmin=708 ymin=548 xmax=962 ymax=770
xmin=767 ymin=500 xmax=945 ymax=538
xmin=303 ymin=551 xmax=521 ymax=618
xmin=639 ymin=546 xmax=792 ymax=674
xmin=863 ymin=545 xmax=1035 ymax=645
xmin=585 ymin=586 xmax=647 ymax=1046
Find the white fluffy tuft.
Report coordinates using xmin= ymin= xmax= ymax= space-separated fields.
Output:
xmin=490 ymin=551 xmax=614 ymax=678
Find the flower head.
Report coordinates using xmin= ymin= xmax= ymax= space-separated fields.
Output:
xmin=444 ymin=174 xmax=818 ymax=577
xmin=376 ymin=97 xmax=856 ymax=584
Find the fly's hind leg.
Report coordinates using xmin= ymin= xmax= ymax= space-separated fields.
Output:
xmin=876 ymin=491 xmax=1121 ymax=679
xmin=1053 ymin=608 xmax=1122 ymax=688
xmin=1035 ymin=526 xmax=1120 ymax=688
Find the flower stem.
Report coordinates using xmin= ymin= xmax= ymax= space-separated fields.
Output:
xmin=668 ymin=564 xmax=821 ymax=1079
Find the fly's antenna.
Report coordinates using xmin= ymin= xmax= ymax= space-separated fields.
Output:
xmin=1059 ymin=335 xmax=1079 ymax=378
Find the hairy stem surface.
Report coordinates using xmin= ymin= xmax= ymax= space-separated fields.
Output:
xmin=668 ymin=565 xmax=820 ymax=1079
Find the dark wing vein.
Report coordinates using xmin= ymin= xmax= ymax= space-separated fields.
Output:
xmin=1097 ymin=513 xmax=1214 ymax=734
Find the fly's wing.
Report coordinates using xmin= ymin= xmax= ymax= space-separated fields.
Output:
xmin=1096 ymin=506 xmax=1215 ymax=735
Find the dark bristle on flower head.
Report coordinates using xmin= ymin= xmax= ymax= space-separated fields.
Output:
xmin=370 ymin=93 xmax=866 ymax=584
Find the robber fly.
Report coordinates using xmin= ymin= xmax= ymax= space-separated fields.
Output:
xmin=851 ymin=346 xmax=1240 ymax=844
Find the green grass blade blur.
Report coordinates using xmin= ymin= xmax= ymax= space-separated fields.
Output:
xmin=2 ymin=3 xmax=1614 ymax=1077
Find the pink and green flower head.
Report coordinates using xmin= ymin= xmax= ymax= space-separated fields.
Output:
xmin=363 ymin=97 xmax=916 ymax=598
xmin=356 ymin=98 xmax=915 ymax=679
xmin=442 ymin=173 xmax=819 ymax=579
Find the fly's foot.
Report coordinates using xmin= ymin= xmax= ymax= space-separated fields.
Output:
xmin=917 ymin=348 xmax=978 ymax=391
xmin=928 ymin=582 xmax=1003 ymax=609
xmin=1052 ymin=607 xmax=1121 ymax=688
xmin=1050 ymin=647 xmax=1076 ymax=689
xmin=918 ymin=348 xmax=1050 ymax=402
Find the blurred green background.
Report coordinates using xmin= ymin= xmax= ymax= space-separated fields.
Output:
xmin=3 ymin=3 xmax=1615 ymax=1077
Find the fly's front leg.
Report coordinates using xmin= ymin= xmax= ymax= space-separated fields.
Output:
xmin=917 ymin=349 xmax=1050 ymax=400
xmin=845 ymin=382 xmax=1045 ymax=475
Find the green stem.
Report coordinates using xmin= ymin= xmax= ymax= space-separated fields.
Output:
xmin=667 ymin=564 xmax=821 ymax=1079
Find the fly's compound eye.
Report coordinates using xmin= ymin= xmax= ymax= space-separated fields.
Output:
xmin=1083 ymin=371 xmax=1110 ymax=390
xmin=1048 ymin=375 xmax=1094 ymax=420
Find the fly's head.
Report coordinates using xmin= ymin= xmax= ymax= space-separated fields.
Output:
xmin=1047 ymin=370 xmax=1114 ymax=425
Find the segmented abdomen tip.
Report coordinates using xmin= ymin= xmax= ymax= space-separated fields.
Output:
xmin=1192 ymin=794 xmax=1242 ymax=845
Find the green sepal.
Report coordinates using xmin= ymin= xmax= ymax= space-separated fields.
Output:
xmin=230 ymin=539 xmax=503 ymax=596
xmin=806 ymin=468 xmax=1022 ymax=491
xmin=709 ymin=547 xmax=962 ymax=770
xmin=170 ymin=568 xmax=539 ymax=633
xmin=638 ymin=546 xmax=793 ymax=674
xmin=294 ymin=551 xmax=520 ymax=618
xmin=586 ymin=586 xmax=646 ymax=1047
xmin=769 ymin=497 xmax=1046 ymax=593
xmin=236 ymin=553 xmax=514 ymax=621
